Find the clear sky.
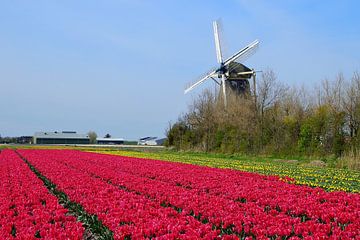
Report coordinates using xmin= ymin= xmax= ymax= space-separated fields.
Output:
xmin=0 ymin=0 xmax=359 ymax=139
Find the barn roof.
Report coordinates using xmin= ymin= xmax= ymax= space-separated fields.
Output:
xmin=96 ymin=138 xmax=124 ymax=141
xmin=34 ymin=131 xmax=89 ymax=139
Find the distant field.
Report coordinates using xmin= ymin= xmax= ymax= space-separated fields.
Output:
xmin=89 ymin=149 xmax=360 ymax=193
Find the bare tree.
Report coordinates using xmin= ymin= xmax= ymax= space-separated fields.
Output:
xmin=251 ymin=69 xmax=288 ymax=152
xmin=87 ymin=131 xmax=97 ymax=144
xmin=186 ymin=89 xmax=217 ymax=151
xmin=257 ymin=69 xmax=288 ymax=117
xmin=343 ymin=71 xmax=360 ymax=138
xmin=321 ymin=73 xmax=344 ymax=112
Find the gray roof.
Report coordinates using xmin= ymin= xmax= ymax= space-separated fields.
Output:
xmin=34 ymin=131 xmax=89 ymax=139
xmin=96 ymin=137 xmax=124 ymax=141
xmin=139 ymin=136 xmax=157 ymax=141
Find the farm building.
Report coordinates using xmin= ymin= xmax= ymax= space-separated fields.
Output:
xmin=138 ymin=137 xmax=166 ymax=146
xmin=96 ymin=137 xmax=124 ymax=145
xmin=17 ymin=136 xmax=33 ymax=144
xmin=33 ymin=131 xmax=90 ymax=144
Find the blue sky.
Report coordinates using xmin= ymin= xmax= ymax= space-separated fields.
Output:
xmin=0 ymin=0 xmax=359 ymax=139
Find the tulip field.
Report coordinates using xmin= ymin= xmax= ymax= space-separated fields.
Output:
xmin=91 ymin=150 xmax=360 ymax=193
xmin=1 ymin=149 xmax=360 ymax=239
xmin=0 ymin=150 xmax=84 ymax=239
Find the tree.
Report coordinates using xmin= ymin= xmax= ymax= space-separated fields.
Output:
xmin=87 ymin=131 xmax=97 ymax=144
xmin=165 ymin=117 xmax=192 ymax=150
xmin=186 ymin=89 xmax=217 ymax=151
xmin=256 ymin=69 xmax=288 ymax=151
xmin=104 ymin=133 xmax=111 ymax=138
xmin=343 ymin=72 xmax=360 ymax=140
xmin=319 ymin=75 xmax=346 ymax=156
xmin=257 ymin=69 xmax=288 ymax=118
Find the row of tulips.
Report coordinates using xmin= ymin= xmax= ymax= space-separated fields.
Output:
xmin=78 ymin=151 xmax=360 ymax=228
xmin=18 ymin=149 xmax=360 ymax=239
xmin=92 ymin=149 xmax=360 ymax=193
xmin=17 ymin=150 xmax=219 ymax=239
xmin=0 ymin=150 xmax=84 ymax=239
xmin=22 ymin=151 xmax=299 ymax=238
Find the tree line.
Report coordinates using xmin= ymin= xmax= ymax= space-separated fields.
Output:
xmin=166 ymin=70 xmax=360 ymax=169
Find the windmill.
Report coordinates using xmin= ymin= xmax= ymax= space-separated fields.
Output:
xmin=184 ymin=20 xmax=260 ymax=107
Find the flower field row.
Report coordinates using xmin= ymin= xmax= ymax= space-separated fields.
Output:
xmin=17 ymin=149 xmax=219 ymax=239
xmin=17 ymin=149 xmax=360 ymax=239
xmin=69 ymin=151 xmax=360 ymax=222
xmin=90 ymin=150 xmax=360 ymax=193
xmin=0 ymin=149 xmax=84 ymax=239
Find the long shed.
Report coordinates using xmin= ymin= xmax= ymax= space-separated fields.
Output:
xmin=33 ymin=131 xmax=90 ymax=144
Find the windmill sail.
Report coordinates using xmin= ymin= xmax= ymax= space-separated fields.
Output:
xmin=223 ymin=39 xmax=259 ymax=66
xmin=184 ymin=68 xmax=218 ymax=94
xmin=213 ymin=21 xmax=223 ymax=64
